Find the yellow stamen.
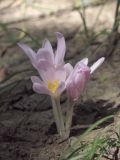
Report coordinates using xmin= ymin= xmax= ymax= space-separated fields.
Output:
xmin=48 ymin=80 xmax=59 ymax=93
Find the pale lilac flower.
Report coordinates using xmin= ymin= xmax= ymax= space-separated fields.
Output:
xmin=31 ymin=64 xmax=66 ymax=96
xmin=18 ymin=32 xmax=66 ymax=69
xmin=18 ymin=32 xmax=68 ymax=97
xmin=66 ymin=57 xmax=105 ymax=101
xmin=18 ymin=32 xmax=105 ymax=139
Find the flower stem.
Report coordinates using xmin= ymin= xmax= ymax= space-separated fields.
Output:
xmin=51 ymin=96 xmax=61 ymax=134
xmin=51 ymin=96 xmax=66 ymax=137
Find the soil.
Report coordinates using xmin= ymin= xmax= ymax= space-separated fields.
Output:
xmin=0 ymin=0 xmax=120 ymax=160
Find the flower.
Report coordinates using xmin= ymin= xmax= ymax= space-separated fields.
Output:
xmin=31 ymin=65 xmax=66 ymax=97
xmin=18 ymin=32 xmax=69 ymax=97
xmin=18 ymin=32 xmax=66 ymax=69
xmin=18 ymin=32 xmax=105 ymax=99
xmin=18 ymin=32 xmax=105 ymax=139
xmin=66 ymin=57 xmax=105 ymax=101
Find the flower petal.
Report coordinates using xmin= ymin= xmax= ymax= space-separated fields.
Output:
xmin=42 ymin=39 xmax=54 ymax=61
xmin=80 ymin=58 xmax=88 ymax=65
xmin=37 ymin=59 xmax=67 ymax=83
xmin=37 ymin=48 xmax=54 ymax=64
xmin=37 ymin=59 xmax=55 ymax=82
xmin=66 ymin=72 xmax=87 ymax=101
xmin=37 ymin=59 xmax=53 ymax=70
xmin=90 ymin=57 xmax=105 ymax=74
xmin=33 ymin=83 xmax=51 ymax=95
xmin=54 ymin=66 xmax=67 ymax=82
xmin=31 ymin=76 xmax=42 ymax=83
xmin=64 ymin=63 xmax=73 ymax=78
xmin=66 ymin=80 xmax=76 ymax=101
xmin=66 ymin=61 xmax=90 ymax=101
xmin=55 ymin=32 xmax=66 ymax=65
xmin=56 ymin=81 xmax=65 ymax=95
xmin=18 ymin=42 xmax=37 ymax=68
xmin=66 ymin=61 xmax=89 ymax=84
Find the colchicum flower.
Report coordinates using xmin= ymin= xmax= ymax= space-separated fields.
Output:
xmin=66 ymin=57 xmax=105 ymax=101
xmin=18 ymin=32 xmax=105 ymax=139
xmin=18 ymin=32 xmax=69 ymax=97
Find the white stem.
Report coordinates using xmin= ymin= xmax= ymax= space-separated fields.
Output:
xmin=65 ymin=99 xmax=74 ymax=138
xmin=55 ymin=96 xmax=66 ymax=137
xmin=51 ymin=96 xmax=65 ymax=137
xmin=51 ymin=96 xmax=60 ymax=134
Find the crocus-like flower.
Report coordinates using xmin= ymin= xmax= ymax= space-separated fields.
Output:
xmin=31 ymin=64 xmax=66 ymax=97
xmin=18 ymin=32 xmax=66 ymax=69
xmin=66 ymin=57 xmax=105 ymax=101
xmin=18 ymin=32 xmax=69 ymax=97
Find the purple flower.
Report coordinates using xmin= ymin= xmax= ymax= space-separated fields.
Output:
xmin=66 ymin=57 xmax=105 ymax=101
xmin=18 ymin=32 xmax=66 ymax=69
xmin=18 ymin=32 xmax=105 ymax=138
xmin=18 ymin=32 xmax=69 ymax=97
xmin=18 ymin=32 xmax=105 ymax=99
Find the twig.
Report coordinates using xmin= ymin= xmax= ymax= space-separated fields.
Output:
xmin=112 ymin=0 xmax=120 ymax=33
xmin=113 ymin=147 xmax=119 ymax=160
xmin=79 ymin=0 xmax=89 ymax=39
xmin=11 ymin=27 xmax=40 ymax=45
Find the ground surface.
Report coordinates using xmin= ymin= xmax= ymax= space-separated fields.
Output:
xmin=0 ymin=0 xmax=120 ymax=160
